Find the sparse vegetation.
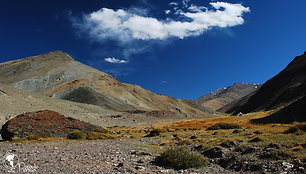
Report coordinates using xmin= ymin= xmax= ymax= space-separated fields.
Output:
xmin=220 ymin=140 xmax=238 ymax=148
xmin=26 ymin=133 xmax=52 ymax=140
xmin=146 ymin=128 xmax=167 ymax=137
xmin=67 ymin=130 xmax=85 ymax=140
xmin=86 ymin=132 xmax=115 ymax=140
xmin=249 ymin=137 xmax=263 ymax=143
xmin=284 ymin=124 xmax=306 ymax=134
xmin=94 ymin=128 xmax=110 ymax=134
xmin=154 ymin=147 xmax=206 ymax=170
xmin=207 ymin=122 xmax=242 ymax=130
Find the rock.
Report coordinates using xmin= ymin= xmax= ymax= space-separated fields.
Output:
xmin=234 ymin=145 xmax=256 ymax=154
xmin=266 ymin=143 xmax=280 ymax=149
xmin=247 ymin=164 xmax=262 ymax=172
xmin=202 ymin=147 xmax=225 ymax=158
xmin=282 ymin=162 xmax=293 ymax=170
xmin=194 ymin=145 xmax=204 ymax=151
xmin=135 ymin=166 xmax=145 ymax=170
xmin=259 ymin=150 xmax=291 ymax=160
xmin=220 ymin=140 xmax=239 ymax=148
xmin=0 ymin=110 xmax=101 ymax=140
xmin=217 ymin=153 xmax=244 ymax=171
xmin=117 ymin=163 xmax=124 ymax=167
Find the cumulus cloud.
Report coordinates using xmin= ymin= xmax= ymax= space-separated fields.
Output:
xmin=73 ymin=2 xmax=249 ymax=42
xmin=104 ymin=57 xmax=127 ymax=63
xmin=188 ymin=5 xmax=208 ymax=12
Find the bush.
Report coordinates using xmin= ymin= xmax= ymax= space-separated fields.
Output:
xmin=67 ymin=130 xmax=85 ymax=139
xmin=154 ymin=147 xmax=206 ymax=170
xmin=296 ymin=124 xmax=306 ymax=132
xmin=94 ymin=128 xmax=109 ymax=134
xmin=86 ymin=132 xmax=115 ymax=140
xmin=284 ymin=127 xmax=299 ymax=134
xmin=146 ymin=129 xmax=167 ymax=137
xmin=249 ymin=137 xmax=263 ymax=143
xmin=26 ymin=133 xmax=52 ymax=140
xmin=284 ymin=124 xmax=306 ymax=134
xmin=207 ymin=122 xmax=242 ymax=130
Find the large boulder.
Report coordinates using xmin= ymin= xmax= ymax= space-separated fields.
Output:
xmin=0 ymin=110 xmax=101 ymax=140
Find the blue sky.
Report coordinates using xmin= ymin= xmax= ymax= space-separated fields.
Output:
xmin=1 ymin=0 xmax=306 ymax=100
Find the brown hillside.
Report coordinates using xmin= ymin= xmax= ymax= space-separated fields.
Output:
xmin=195 ymin=83 xmax=261 ymax=111
xmin=0 ymin=51 xmax=212 ymax=119
xmin=222 ymin=52 xmax=306 ymax=123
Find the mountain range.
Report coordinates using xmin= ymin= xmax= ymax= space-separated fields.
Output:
xmin=0 ymin=51 xmax=213 ymax=127
xmin=221 ymin=51 xmax=306 ymax=123
xmin=195 ymin=83 xmax=261 ymax=111
xmin=0 ymin=50 xmax=305 ymax=127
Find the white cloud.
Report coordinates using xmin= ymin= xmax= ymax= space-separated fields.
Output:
xmin=73 ymin=2 xmax=250 ymax=42
xmin=188 ymin=5 xmax=207 ymax=12
xmin=182 ymin=0 xmax=191 ymax=8
xmin=169 ymin=2 xmax=179 ymax=6
xmin=160 ymin=80 xmax=168 ymax=85
xmin=104 ymin=57 xmax=127 ymax=63
xmin=165 ymin=10 xmax=171 ymax=14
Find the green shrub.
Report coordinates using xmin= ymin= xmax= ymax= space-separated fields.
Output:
xmin=26 ymin=133 xmax=52 ymax=140
xmin=284 ymin=126 xmax=299 ymax=134
xmin=67 ymin=130 xmax=85 ymax=139
xmin=284 ymin=124 xmax=306 ymax=134
xmin=296 ymin=124 xmax=306 ymax=132
xmin=207 ymin=122 xmax=242 ymax=130
xmin=94 ymin=128 xmax=109 ymax=134
xmin=146 ymin=129 xmax=167 ymax=137
xmin=154 ymin=147 xmax=207 ymax=170
xmin=86 ymin=132 xmax=115 ymax=140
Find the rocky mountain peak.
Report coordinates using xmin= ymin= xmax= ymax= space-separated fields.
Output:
xmin=30 ymin=50 xmax=75 ymax=62
xmin=195 ymin=83 xmax=261 ymax=111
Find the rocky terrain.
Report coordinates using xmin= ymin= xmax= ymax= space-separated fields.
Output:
xmin=0 ymin=51 xmax=305 ymax=173
xmin=0 ymin=114 xmax=304 ymax=173
xmin=0 ymin=138 xmax=236 ymax=174
xmin=0 ymin=51 xmax=211 ymax=122
xmin=222 ymin=52 xmax=306 ymax=122
xmin=0 ymin=82 xmax=215 ymax=130
xmin=195 ymin=83 xmax=261 ymax=111
xmin=0 ymin=110 xmax=101 ymax=140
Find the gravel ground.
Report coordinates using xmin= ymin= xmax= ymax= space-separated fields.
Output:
xmin=0 ymin=138 xmax=234 ymax=174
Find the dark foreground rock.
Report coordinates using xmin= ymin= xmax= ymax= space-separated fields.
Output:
xmin=0 ymin=110 xmax=101 ymax=140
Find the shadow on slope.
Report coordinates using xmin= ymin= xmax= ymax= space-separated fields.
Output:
xmin=251 ymin=96 xmax=306 ymax=124
xmin=57 ymin=86 xmax=136 ymax=110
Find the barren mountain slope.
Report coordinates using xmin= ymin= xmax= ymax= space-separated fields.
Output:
xmin=0 ymin=83 xmax=215 ymax=128
xmin=195 ymin=83 xmax=261 ymax=111
xmin=0 ymin=51 xmax=211 ymax=118
xmin=221 ymin=52 xmax=306 ymax=116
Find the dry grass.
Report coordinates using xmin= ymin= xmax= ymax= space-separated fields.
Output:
xmin=103 ymin=110 xmax=306 ymax=160
xmin=4 ymin=110 xmax=305 ymax=161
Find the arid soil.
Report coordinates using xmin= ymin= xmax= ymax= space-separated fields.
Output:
xmin=0 ymin=139 xmax=232 ymax=174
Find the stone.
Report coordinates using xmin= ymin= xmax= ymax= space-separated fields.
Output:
xmin=202 ymin=147 xmax=225 ymax=158
xmin=0 ymin=110 xmax=101 ymax=140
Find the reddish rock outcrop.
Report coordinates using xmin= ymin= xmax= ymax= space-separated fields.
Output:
xmin=0 ymin=110 xmax=101 ymax=140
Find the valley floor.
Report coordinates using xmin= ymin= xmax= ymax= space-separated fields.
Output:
xmin=0 ymin=112 xmax=305 ymax=173
xmin=0 ymin=138 xmax=232 ymax=174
